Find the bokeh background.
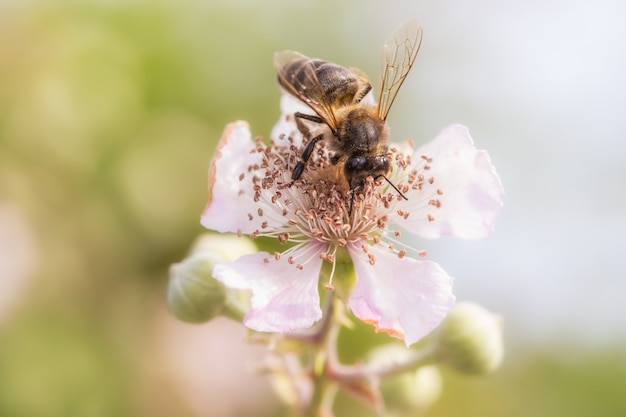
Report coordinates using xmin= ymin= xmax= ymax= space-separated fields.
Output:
xmin=1 ymin=0 xmax=625 ymax=416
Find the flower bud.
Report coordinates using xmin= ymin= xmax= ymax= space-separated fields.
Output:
xmin=266 ymin=357 xmax=313 ymax=409
xmin=189 ymin=233 xmax=258 ymax=264
xmin=166 ymin=234 xmax=256 ymax=323
xmin=369 ymin=345 xmax=442 ymax=416
xmin=432 ymin=302 xmax=504 ymax=375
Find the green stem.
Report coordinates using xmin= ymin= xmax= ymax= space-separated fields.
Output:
xmin=332 ymin=345 xmax=438 ymax=383
xmin=303 ymin=292 xmax=341 ymax=417
xmin=304 ymin=355 xmax=331 ymax=417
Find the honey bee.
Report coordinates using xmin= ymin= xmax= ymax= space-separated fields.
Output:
xmin=275 ymin=19 xmax=423 ymax=214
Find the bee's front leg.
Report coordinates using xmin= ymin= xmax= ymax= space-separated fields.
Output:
xmin=294 ymin=112 xmax=324 ymax=138
xmin=292 ymin=112 xmax=327 ymax=181
xmin=292 ymin=133 xmax=324 ymax=181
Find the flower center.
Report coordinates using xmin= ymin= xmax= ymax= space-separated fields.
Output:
xmin=245 ymin=131 xmax=423 ymax=251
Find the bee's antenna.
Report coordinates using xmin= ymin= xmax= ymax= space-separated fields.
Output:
xmin=380 ymin=175 xmax=408 ymax=200
xmin=347 ymin=176 xmax=407 ymax=217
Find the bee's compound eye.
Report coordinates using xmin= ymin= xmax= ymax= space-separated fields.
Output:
xmin=345 ymin=156 xmax=367 ymax=174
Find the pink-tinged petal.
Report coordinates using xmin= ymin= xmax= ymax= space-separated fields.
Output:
xmin=201 ymin=122 xmax=282 ymax=234
xmin=212 ymin=242 xmax=326 ymax=332
xmin=347 ymin=242 xmax=455 ymax=346
xmin=397 ymin=124 xmax=504 ymax=240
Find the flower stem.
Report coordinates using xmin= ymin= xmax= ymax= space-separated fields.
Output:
xmin=333 ymin=345 xmax=437 ymax=382
xmin=304 ymin=357 xmax=335 ymax=417
xmin=303 ymin=291 xmax=340 ymax=417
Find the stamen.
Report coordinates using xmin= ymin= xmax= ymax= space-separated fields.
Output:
xmin=429 ymin=199 xmax=441 ymax=208
xmin=243 ymin=127 xmax=431 ymax=269
xmin=325 ymin=246 xmax=339 ymax=290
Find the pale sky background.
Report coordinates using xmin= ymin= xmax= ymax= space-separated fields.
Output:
xmin=356 ymin=0 xmax=626 ymax=348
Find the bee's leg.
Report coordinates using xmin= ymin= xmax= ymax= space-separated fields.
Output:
xmin=292 ymin=112 xmax=327 ymax=180
xmin=294 ymin=112 xmax=325 ymax=137
xmin=292 ymin=133 xmax=324 ymax=180
xmin=295 ymin=112 xmax=325 ymax=124
xmin=295 ymin=114 xmax=312 ymax=138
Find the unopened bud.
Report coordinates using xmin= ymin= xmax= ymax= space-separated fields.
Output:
xmin=166 ymin=234 xmax=255 ymax=323
xmin=369 ymin=345 xmax=442 ymax=416
xmin=188 ymin=233 xmax=258 ymax=264
xmin=432 ymin=302 xmax=504 ymax=375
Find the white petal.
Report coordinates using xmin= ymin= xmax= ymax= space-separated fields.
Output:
xmin=347 ymin=243 xmax=455 ymax=346
xmin=200 ymin=121 xmax=284 ymax=234
xmin=212 ymin=242 xmax=325 ymax=332
xmin=270 ymin=93 xmax=309 ymax=148
xmin=396 ymin=124 xmax=504 ymax=239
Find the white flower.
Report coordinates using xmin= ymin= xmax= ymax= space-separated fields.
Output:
xmin=201 ymin=94 xmax=503 ymax=346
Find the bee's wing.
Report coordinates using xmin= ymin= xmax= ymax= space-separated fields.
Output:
xmin=274 ymin=50 xmax=338 ymax=131
xmin=376 ymin=20 xmax=422 ymax=121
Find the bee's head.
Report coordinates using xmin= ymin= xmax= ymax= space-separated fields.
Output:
xmin=344 ymin=155 xmax=390 ymax=191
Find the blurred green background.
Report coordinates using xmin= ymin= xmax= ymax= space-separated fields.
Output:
xmin=1 ymin=0 xmax=625 ymax=416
